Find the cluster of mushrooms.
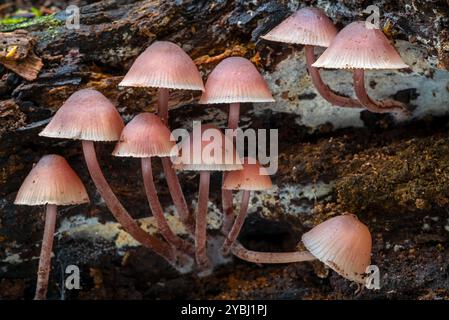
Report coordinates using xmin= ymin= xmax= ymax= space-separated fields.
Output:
xmin=12 ymin=7 xmax=411 ymax=299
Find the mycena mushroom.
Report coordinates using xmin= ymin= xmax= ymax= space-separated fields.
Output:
xmin=119 ymin=41 xmax=205 ymax=235
xmin=232 ymin=214 xmax=373 ymax=286
xmin=199 ymin=57 xmax=274 ymax=234
xmin=15 ymin=155 xmax=89 ymax=300
xmin=173 ymin=124 xmax=242 ymax=272
xmin=313 ymin=21 xmax=410 ymax=115
xmin=112 ymin=113 xmax=194 ymax=256
xmin=221 ymin=158 xmax=272 ymax=255
xmin=39 ymin=89 xmax=190 ymax=271
xmin=261 ymin=7 xmax=362 ymax=108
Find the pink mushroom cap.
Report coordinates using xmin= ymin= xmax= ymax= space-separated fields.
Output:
xmin=173 ymin=124 xmax=242 ymax=171
xmin=223 ymin=157 xmax=272 ymax=191
xmin=199 ymin=57 xmax=275 ymax=104
xmin=301 ymin=214 xmax=372 ymax=284
xmin=15 ymin=154 xmax=89 ymax=206
xmin=112 ymin=113 xmax=177 ymax=158
xmin=261 ymin=7 xmax=338 ymax=47
xmin=39 ymin=89 xmax=124 ymax=142
xmin=119 ymin=41 xmax=205 ymax=91
xmin=312 ymin=21 xmax=409 ymax=70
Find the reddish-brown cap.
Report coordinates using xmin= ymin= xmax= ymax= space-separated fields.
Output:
xmin=39 ymin=89 xmax=124 ymax=142
xmin=173 ymin=124 xmax=243 ymax=171
xmin=261 ymin=7 xmax=337 ymax=47
xmin=199 ymin=57 xmax=275 ymax=104
xmin=15 ymin=155 xmax=89 ymax=206
xmin=223 ymin=157 xmax=272 ymax=190
xmin=301 ymin=214 xmax=372 ymax=284
xmin=312 ymin=21 xmax=408 ymax=70
xmin=119 ymin=41 xmax=205 ymax=91
xmin=112 ymin=113 xmax=177 ymax=158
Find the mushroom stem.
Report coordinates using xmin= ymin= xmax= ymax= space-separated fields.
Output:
xmin=161 ymin=157 xmax=195 ymax=235
xmin=82 ymin=140 xmax=179 ymax=265
xmin=221 ymin=102 xmax=240 ymax=234
xmin=228 ymin=103 xmax=241 ymax=130
xmin=304 ymin=45 xmax=361 ymax=108
xmin=352 ymin=68 xmax=409 ymax=114
xmin=231 ymin=242 xmax=316 ymax=264
xmin=222 ymin=190 xmax=250 ymax=255
xmin=34 ymin=204 xmax=57 ymax=300
xmin=196 ymin=171 xmax=212 ymax=269
xmin=157 ymin=88 xmax=170 ymax=124
xmin=141 ymin=158 xmax=195 ymax=256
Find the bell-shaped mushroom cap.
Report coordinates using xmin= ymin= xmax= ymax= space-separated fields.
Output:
xmin=119 ymin=41 xmax=205 ymax=91
xmin=312 ymin=21 xmax=408 ymax=70
xmin=39 ymin=89 xmax=124 ymax=142
xmin=173 ymin=124 xmax=242 ymax=171
xmin=261 ymin=7 xmax=337 ymax=47
xmin=14 ymin=155 xmax=89 ymax=206
xmin=199 ymin=57 xmax=275 ymax=104
xmin=112 ymin=113 xmax=177 ymax=158
xmin=223 ymin=157 xmax=272 ymax=191
xmin=301 ymin=214 xmax=372 ymax=284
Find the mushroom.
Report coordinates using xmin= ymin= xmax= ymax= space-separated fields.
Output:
xmin=232 ymin=214 xmax=372 ymax=285
xmin=221 ymin=158 xmax=272 ymax=254
xmin=199 ymin=57 xmax=274 ymax=234
xmin=174 ymin=124 xmax=242 ymax=271
xmin=261 ymin=7 xmax=362 ymax=108
xmin=119 ymin=41 xmax=205 ymax=235
xmin=112 ymin=113 xmax=194 ymax=256
xmin=14 ymin=155 xmax=89 ymax=300
xmin=39 ymin=89 xmax=188 ymax=270
xmin=313 ymin=21 xmax=410 ymax=114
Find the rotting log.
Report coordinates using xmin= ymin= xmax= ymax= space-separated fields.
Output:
xmin=1 ymin=0 xmax=449 ymax=300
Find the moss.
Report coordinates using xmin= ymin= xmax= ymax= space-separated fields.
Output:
xmin=0 ymin=14 xmax=63 ymax=32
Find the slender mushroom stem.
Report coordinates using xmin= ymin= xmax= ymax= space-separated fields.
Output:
xmin=231 ymin=242 xmax=316 ymax=264
xmin=141 ymin=158 xmax=195 ymax=256
xmin=157 ymin=88 xmax=170 ymax=124
xmin=82 ymin=140 xmax=180 ymax=265
xmin=161 ymin=157 xmax=195 ymax=235
xmin=196 ymin=171 xmax=212 ymax=269
xmin=353 ymin=68 xmax=409 ymax=114
xmin=304 ymin=45 xmax=362 ymax=108
xmin=222 ymin=190 xmax=250 ymax=255
xmin=34 ymin=204 xmax=57 ymax=300
xmin=156 ymin=88 xmax=195 ymax=236
xmin=221 ymin=102 xmax=240 ymax=234
xmin=227 ymin=103 xmax=241 ymax=130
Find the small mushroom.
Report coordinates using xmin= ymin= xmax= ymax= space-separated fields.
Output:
xmin=199 ymin=56 xmax=274 ymax=234
xmin=15 ymin=155 xmax=89 ymax=300
xmin=232 ymin=214 xmax=372 ymax=285
xmin=119 ymin=41 xmax=204 ymax=234
xmin=40 ymin=89 xmax=187 ymax=269
xmin=261 ymin=7 xmax=362 ymax=108
xmin=112 ymin=113 xmax=194 ymax=256
xmin=313 ymin=21 xmax=410 ymax=115
xmin=174 ymin=124 xmax=242 ymax=272
xmin=119 ymin=41 xmax=205 ymax=124
xmin=221 ymin=158 xmax=272 ymax=254
xmin=302 ymin=214 xmax=372 ymax=284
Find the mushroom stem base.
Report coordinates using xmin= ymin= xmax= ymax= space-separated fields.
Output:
xmin=34 ymin=204 xmax=57 ymax=300
xmin=222 ymin=190 xmax=250 ymax=254
xmin=352 ymin=68 xmax=409 ymax=115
